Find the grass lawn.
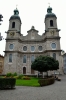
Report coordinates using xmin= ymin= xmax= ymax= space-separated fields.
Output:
xmin=16 ymin=77 xmax=40 ymax=87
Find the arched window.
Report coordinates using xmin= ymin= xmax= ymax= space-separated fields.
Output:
xmin=50 ymin=20 xmax=53 ymax=27
xmin=31 ymin=46 xmax=35 ymax=51
xmin=51 ymin=43 xmax=56 ymax=49
xmin=9 ymin=54 xmax=12 ymax=62
xmin=23 ymin=55 xmax=26 ymax=63
xmin=9 ymin=44 xmax=13 ymax=49
xmin=53 ymin=53 xmax=56 ymax=60
xmin=12 ymin=22 xmax=15 ymax=28
xmin=31 ymin=55 xmax=35 ymax=63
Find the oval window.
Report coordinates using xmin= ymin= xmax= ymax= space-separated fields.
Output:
xmin=23 ymin=46 xmax=27 ymax=51
xmin=38 ymin=46 xmax=42 ymax=51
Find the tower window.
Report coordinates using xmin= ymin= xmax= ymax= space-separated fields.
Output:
xmin=51 ymin=43 xmax=56 ymax=49
xmin=9 ymin=44 xmax=13 ymax=49
xmin=12 ymin=22 xmax=15 ymax=28
xmin=9 ymin=54 xmax=12 ymax=62
xmin=50 ymin=20 xmax=53 ymax=27
xmin=53 ymin=53 xmax=56 ymax=60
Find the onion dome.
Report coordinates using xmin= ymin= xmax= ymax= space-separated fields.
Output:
xmin=45 ymin=6 xmax=57 ymax=19
xmin=9 ymin=8 xmax=21 ymax=23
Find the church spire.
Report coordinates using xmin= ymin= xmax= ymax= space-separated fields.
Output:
xmin=14 ymin=7 xmax=19 ymax=15
xmin=47 ymin=6 xmax=52 ymax=13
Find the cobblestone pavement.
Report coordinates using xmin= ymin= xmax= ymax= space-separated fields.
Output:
xmin=0 ymin=75 xmax=66 ymax=100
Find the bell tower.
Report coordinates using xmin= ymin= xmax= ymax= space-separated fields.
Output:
xmin=4 ymin=8 xmax=22 ymax=74
xmin=44 ymin=6 xmax=63 ymax=74
xmin=45 ymin=6 xmax=57 ymax=31
xmin=9 ymin=8 xmax=21 ymax=33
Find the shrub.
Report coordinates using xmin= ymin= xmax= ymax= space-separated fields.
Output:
xmin=6 ymin=73 xmax=12 ymax=77
xmin=13 ymin=76 xmax=18 ymax=79
xmin=4 ymin=76 xmax=7 ymax=78
xmin=13 ymin=72 xmax=17 ymax=76
xmin=18 ymin=74 xmax=23 ymax=79
xmin=0 ymin=78 xmax=16 ymax=89
xmin=38 ymin=77 xmax=55 ymax=86
xmin=22 ymin=76 xmax=31 ymax=80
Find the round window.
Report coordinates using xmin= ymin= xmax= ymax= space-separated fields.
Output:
xmin=38 ymin=46 xmax=42 ymax=51
xmin=51 ymin=43 xmax=56 ymax=49
xmin=23 ymin=46 xmax=27 ymax=51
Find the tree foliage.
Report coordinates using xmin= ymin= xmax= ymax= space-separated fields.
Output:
xmin=31 ymin=56 xmax=59 ymax=72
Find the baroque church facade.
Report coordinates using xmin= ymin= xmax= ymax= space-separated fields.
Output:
xmin=4 ymin=6 xmax=63 ymax=75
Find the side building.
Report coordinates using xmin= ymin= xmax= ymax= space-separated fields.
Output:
xmin=0 ymin=55 xmax=4 ymax=74
xmin=4 ymin=6 xmax=63 ymax=75
xmin=62 ymin=53 xmax=66 ymax=74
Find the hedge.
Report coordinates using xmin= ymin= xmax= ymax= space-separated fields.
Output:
xmin=38 ymin=77 xmax=55 ymax=86
xmin=0 ymin=78 xmax=16 ymax=89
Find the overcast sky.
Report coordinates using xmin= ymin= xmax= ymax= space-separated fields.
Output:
xmin=0 ymin=0 xmax=66 ymax=55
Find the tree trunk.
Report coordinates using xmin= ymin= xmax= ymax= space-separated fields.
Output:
xmin=46 ymin=71 xmax=48 ymax=77
xmin=42 ymin=72 xmax=44 ymax=78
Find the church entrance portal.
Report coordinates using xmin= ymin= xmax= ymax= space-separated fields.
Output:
xmin=23 ymin=67 xmax=26 ymax=74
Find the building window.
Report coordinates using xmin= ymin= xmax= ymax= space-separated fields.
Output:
xmin=31 ymin=55 xmax=35 ymax=63
xmin=9 ymin=54 xmax=12 ymax=62
xmin=23 ymin=46 xmax=27 ymax=51
xmin=38 ymin=46 xmax=42 ymax=51
xmin=51 ymin=43 xmax=56 ymax=49
xmin=9 ymin=44 xmax=13 ymax=49
xmin=12 ymin=22 xmax=15 ymax=28
xmin=31 ymin=46 xmax=35 ymax=51
xmin=50 ymin=20 xmax=53 ymax=27
xmin=53 ymin=53 xmax=56 ymax=60
xmin=23 ymin=55 xmax=26 ymax=63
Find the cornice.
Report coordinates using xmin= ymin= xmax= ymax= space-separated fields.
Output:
xmin=4 ymin=49 xmax=61 ymax=54
xmin=6 ymin=36 xmax=60 ymax=43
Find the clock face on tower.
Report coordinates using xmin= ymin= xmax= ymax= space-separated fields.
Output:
xmin=10 ymin=32 xmax=15 ymax=36
xmin=50 ymin=30 xmax=55 ymax=35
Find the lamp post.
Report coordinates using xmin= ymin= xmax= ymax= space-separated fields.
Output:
xmin=0 ymin=14 xmax=3 ymax=41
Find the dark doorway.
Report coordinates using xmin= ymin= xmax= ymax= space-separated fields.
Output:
xmin=23 ymin=67 xmax=26 ymax=74
xmin=31 ymin=69 xmax=35 ymax=74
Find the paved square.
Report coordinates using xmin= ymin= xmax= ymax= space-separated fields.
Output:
xmin=0 ymin=75 xmax=66 ymax=100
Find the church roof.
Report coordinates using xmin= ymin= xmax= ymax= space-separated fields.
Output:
xmin=27 ymin=26 xmax=38 ymax=33
xmin=45 ymin=6 xmax=57 ymax=19
xmin=9 ymin=8 xmax=21 ymax=23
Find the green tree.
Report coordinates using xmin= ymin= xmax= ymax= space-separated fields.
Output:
xmin=31 ymin=56 xmax=59 ymax=77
